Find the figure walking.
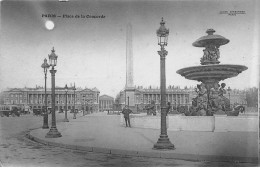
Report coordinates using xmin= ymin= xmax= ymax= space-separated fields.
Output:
xmin=122 ymin=106 xmax=132 ymax=127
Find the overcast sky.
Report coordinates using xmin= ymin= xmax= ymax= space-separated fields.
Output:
xmin=0 ymin=0 xmax=259 ymax=97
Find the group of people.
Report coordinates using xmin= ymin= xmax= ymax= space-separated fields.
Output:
xmin=121 ymin=103 xmax=172 ymax=127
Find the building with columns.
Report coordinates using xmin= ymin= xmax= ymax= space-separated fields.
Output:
xmin=99 ymin=95 xmax=114 ymax=111
xmin=116 ymin=85 xmax=248 ymax=112
xmin=116 ymin=85 xmax=196 ymax=112
xmin=2 ymin=86 xmax=100 ymax=113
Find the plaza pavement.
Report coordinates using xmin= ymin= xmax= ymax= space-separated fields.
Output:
xmin=28 ymin=112 xmax=259 ymax=163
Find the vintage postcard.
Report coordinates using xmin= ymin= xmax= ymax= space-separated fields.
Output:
xmin=0 ymin=0 xmax=259 ymax=167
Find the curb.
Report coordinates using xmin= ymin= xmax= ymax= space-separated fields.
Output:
xmin=26 ymin=132 xmax=258 ymax=164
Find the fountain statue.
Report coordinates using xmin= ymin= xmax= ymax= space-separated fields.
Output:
xmin=177 ymin=29 xmax=247 ymax=116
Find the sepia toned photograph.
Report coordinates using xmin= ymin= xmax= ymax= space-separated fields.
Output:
xmin=0 ymin=0 xmax=259 ymax=167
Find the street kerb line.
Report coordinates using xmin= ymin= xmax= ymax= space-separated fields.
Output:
xmin=26 ymin=130 xmax=258 ymax=163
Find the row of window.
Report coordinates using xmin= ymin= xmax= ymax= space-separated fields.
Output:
xmin=6 ymin=94 xmax=99 ymax=101
xmin=28 ymin=100 xmax=97 ymax=105
xmin=143 ymin=95 xmax=189 ymax=100
xmin=8 ymin=94 xmax=23 ymax=98
xmin=143 ymin=98 xmax=189 ymax=104
xmin=5 ymin=100 xmax=25 ymax=104
xmin=29 ymin=100 xmax=77 ymax=104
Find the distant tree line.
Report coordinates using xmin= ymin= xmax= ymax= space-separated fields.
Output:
xmin=245 ymin=87 xmax=258 ymax=107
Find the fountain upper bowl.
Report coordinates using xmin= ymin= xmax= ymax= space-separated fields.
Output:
xmin=176 ymin=64 xmax=248 ymax=82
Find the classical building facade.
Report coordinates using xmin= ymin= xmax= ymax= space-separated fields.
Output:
xmin=99 ymin=95 xmax=114 ymax=111
xmin=2 ymin=86 xmax=100 ymax=113
xmin=116 ymin=85 xmax=248 ymax=112
xmin=117 ymin=86 xmax=196 ymax=112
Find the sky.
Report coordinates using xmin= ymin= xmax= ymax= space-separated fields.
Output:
xmin=0 ymin=0 xmax=259 ymax=98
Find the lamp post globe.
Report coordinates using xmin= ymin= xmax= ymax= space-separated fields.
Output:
xmin=153 ymin=18 xmax=175 ymax=150
xmin=41 ymin=58 xmax=50 ymax=129
xmin=64 ymin=84 xmax=69 ymax=122
xmin=46 ymin=47 xmax=62 ymax=138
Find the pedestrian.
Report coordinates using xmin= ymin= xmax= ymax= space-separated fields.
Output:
xmin=122 ymin=106 xmax=132 ymax=127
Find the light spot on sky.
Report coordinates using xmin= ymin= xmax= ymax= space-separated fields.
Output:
xmin=45 ymin=20 xmax=55 ymax=30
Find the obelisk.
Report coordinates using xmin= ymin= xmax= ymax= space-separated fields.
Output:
xmin=125 ymin=23 xmax=135 ymax=108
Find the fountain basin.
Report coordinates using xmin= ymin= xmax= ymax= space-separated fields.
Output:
xmin=176 ymin=64 xmax=248 ymax=82
xmin=120 ymin=114 xmax=258 ymax=132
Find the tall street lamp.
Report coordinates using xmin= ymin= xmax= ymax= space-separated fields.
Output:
xmin=153 ymin=18 xmax=175 ymax=150
xmin=82 ymin=95 xmax=86 ymax=116
xmin=64 ymin=84 xmax=69 ymax=122
xmin=46 ymin=47 xmax=62 ymax=138
xmin=227 ymin=86 xmax=231 ymax=101
xmin=41 ymin=58 xmax=50 ymax=129
xmin=73 ymin=83 xmax=76 ymax=119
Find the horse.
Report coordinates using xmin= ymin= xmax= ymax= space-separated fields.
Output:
xmin=234 ymin=105 xmax=245 ymax=114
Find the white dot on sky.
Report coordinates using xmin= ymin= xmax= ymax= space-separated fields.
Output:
xmin=45 ymin=20 xmax=55 ymax=30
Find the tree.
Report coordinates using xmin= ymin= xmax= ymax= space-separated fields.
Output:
xmin=245 ymin=87 xmax=258 ymax=107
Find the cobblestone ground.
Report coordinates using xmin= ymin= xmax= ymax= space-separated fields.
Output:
xmin=0 ymin=113 xmax=258 ymax=167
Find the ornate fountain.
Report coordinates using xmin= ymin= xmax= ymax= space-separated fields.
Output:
xmin=177 ymin=29 xmax=247 ymax=116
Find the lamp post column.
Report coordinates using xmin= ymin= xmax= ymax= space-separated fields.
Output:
xmin=160 ymin=46 xmax=167 ymax=136
xmin=73 ymin=85 xmax=76 ymax=119
xmin=83 ymin=97 xmax=85 ymax=116
xmin=46 ymin=67 xmax=62 ymax=138
xmin=42 ymin=71 xmax=49 ymax=129
xmin=154 ymin=47 xmax=174 ymax=149
xmin=64 ymin=86 xmax=69 ymax=122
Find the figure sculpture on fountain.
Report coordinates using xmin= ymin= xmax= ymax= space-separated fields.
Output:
xmin=209 ymin=83 xmax=222 ymax=112
xmin=190 ymin=82 xmax=233 ymax=116
xmin=218 ymin=83 xmax=231 ymax=111
xmin=201 ymin=44 xmax=220 ymax=65
xmin=190 ymin=83 xmax=208 ymax=116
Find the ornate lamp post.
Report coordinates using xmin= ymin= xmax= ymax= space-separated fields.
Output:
xmin=153 ymin=18 xmax=175 ymax=150
xmin=73 ymin=83 xmax=76 ymax=119
xmin=41 ymin=58 xmax=50 ymax=129
xmin=87 ymin=99 xmax=91 ymax=114
xmin=227 ymin=86 xmax=231 ymax=107
xmin=64 ymin=84 xmax=69 ymax=122
xmin=46 ymin=47 xmax=62 ymax=138
xmin=82 ymin=95 xmax=85 ymax=116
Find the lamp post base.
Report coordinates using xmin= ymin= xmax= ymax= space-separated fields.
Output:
xmin=42 ymin=125 xmax=49 ymax=129
xmin=42 ymin=124 xmax=49 ymax=129
xmin=153 ymin=134 xmax=175 ymax=150
xmin=63 ymin=118 xmax=69 ymax=122
xmin=45 ymin=127 xmax=62 ymax=138
xmin=42 ymin=114 xmax=49 ymax=129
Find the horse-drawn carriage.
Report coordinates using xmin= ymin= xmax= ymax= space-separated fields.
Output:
xmin=70 ymin=109 xmax=78 ymax=113
xmin=33 ymin=108 xmax=43 ymax=116
xmin=0 ymin=105 xmax=21 ymax=117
